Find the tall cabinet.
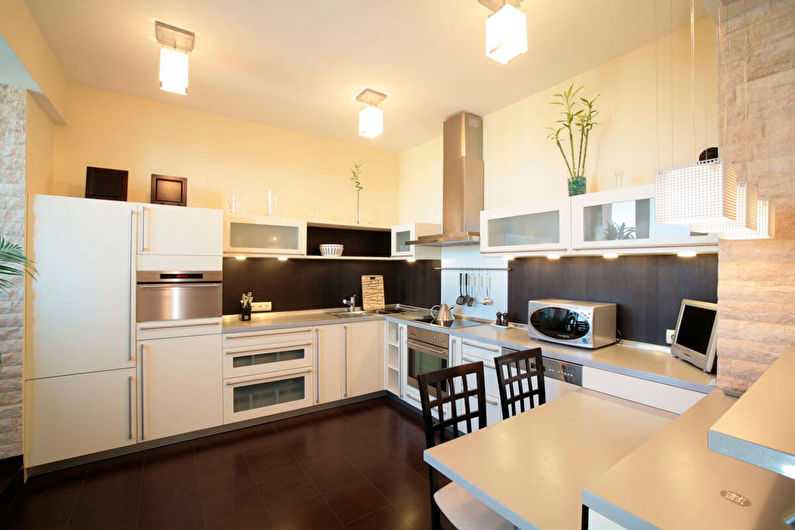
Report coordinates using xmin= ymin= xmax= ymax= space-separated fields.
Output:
xmin=26 ymin=195 xmax=139 ymax=467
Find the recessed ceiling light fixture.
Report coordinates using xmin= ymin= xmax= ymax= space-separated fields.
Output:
xmin=356 ymin=89 xmax=387 ymax=138
xmin=479 ymin=0 xmax=527 ymax=64
xmin=155 ymin=21 xmax=195 ymax=95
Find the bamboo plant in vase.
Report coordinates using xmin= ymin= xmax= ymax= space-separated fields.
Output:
xmin=350 ymin=162 xmax=364 ymax=224
xmin=546 ymin=84 xmax=599 ymax=196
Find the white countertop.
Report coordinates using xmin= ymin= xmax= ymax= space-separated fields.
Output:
xmin=423 ymin=389 xmax=674 ymax=529
xmin=385 ymin=314 xmax=715 ymax=393
xmin=221 ymin=309 xmax=715 ymax=393
xmin=708 ymin=350 xmax=795 ymax=478
xmin=584 ymin=389 xmax=795 ymax=529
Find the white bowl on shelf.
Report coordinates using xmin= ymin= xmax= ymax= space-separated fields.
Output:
xmin=319 ymin=244 xmax=344 ymax=256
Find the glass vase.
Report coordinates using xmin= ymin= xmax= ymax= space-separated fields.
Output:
xmin=568 ymin=176 xmax=586 ymax=196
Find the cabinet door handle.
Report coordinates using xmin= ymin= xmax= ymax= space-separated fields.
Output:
xmin=462 ymin=341 xmax=500 ymax=353
xmin=224 ymin=367 xmax=313 ymax=386
xmin=128 ymin=210 xmax=135 ymax=362
xmin=224 ymin=342 xmax=312 ymax=355
xmin=486 ymin=396 xmax=499 ymax=406
xmin=140 ymin=206 xmax=149 ymax=252
xmin=343 ymin=325 xmax=348 ymax=398
xmin=127 ymin=375 xmax=133 ymax=440
xmin=314 ymin=328 xmax=320 ymax=404
xmin=139 ymin=343 xmax=146 ymax=441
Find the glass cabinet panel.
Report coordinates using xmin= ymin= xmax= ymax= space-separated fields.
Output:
xmin=487 ymin=210 xmax=560 ymax=247
xmin=232 ymin=348 xmax=305 ymax=368
xmin=394 ymin=230 xmax=411 ymax=254
xmin=230 ymin=222 xmax=299 ymax=250
xmin=233 ymin=376 xmax=305 ymax=413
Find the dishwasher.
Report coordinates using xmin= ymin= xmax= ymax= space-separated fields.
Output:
xmin=501 ymin=347 xmax=582 ymax=402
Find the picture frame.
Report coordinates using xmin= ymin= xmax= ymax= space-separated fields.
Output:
xmin=85 ymin=166 xmax=128 ymax=201
xmin=150 ymin=174 xmax=187 ymax=206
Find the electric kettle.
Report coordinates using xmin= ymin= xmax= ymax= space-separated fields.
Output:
xmin=430 ymin=303 xmax=454 ymax=324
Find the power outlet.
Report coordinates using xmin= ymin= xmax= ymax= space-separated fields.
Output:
xmin=665 ymin=329 xmax=676 ymax=344
xmin=251 ymin=301 xmax=272 ymax=312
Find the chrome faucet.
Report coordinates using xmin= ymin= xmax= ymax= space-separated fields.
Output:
xmin=343 ymin=295 xmax=357 ymax=312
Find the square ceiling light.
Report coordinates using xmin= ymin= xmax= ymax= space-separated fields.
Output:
xmin=356 ymin=89 xmax=387 ymax=139
xmin=690 ymin=181 xmax=759 ymax=234
xmin=720 ymin=198 xmax=775 ymax=240
xmin=485 ymin=3 xmax=527 ymax=64
xmin=655 ymin=157 xmax=737 ymax=225
xmin=155 ymin=21 xmax=195 ymax=95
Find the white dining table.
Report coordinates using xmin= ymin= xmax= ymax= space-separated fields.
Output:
xmin=423 ymin=389 xmax=674 ymax=529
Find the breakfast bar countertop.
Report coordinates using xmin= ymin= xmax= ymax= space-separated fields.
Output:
xmin=424 ymin=389 xmax=674 ymax=529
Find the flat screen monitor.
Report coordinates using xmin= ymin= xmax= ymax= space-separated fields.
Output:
xmin=671 ymin=299 xmax=718 ymax=373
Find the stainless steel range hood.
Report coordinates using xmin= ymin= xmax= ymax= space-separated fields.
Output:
xmin=407 ymin=112 xmax=484 ymax=247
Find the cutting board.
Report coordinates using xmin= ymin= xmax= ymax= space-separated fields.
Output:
xmin=361 ymin=275 xmax=385 ymax=311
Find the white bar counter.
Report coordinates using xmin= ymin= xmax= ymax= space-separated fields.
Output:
xmin=423 ymin=389 xmax=673 ymax=529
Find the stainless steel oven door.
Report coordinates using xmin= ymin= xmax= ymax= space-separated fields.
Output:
xmin=406 ymin=339 xmax=450 ymax=396
xmin=137 ymin=282 xmax=222 ymax=321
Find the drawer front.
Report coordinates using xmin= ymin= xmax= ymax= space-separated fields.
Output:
xmin=582 ymin=366 xmax=705 ymax=414
xmin=461 ymin=340 xmax=501 ymax=361
xmin=223 ymin=327 xmax=314 ymax=349
xmin=223 ymin=368 xmax=314 ymax=424
xmin=223 ymin=341 xmax=313 ymax=378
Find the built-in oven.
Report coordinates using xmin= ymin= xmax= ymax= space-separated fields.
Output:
xmin=136 ymin=271 xmax=222 ymax=322
xmin=406 ymin=325 xmax=450 ymax=398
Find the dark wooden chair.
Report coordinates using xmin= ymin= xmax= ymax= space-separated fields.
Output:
xmin=418 ymin=362 xmax=513 ymax=530
xmin=494 ymin=348 xmax=547 ymax=420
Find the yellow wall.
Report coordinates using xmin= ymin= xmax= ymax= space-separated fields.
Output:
xmin=399 ymin=18 xmax=717 ymax=223
xmin=0 ymin=0 xmax=68 ymax=122
xmin=25 ymin=93 xmax=54 ymax=196
xmin=51 ymin=83 xmax=400 ymax=226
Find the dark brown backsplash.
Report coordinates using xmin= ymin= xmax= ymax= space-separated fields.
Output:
xmin=507 ymin=254 xmax=718 ymax=345
xmin=223 ymin=258 xmax=441 ymax=315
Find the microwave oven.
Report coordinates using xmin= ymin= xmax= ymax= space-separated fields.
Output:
xmin=528 ymin=299 xmax=616 ymax=349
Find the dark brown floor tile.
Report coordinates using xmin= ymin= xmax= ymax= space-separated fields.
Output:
xmin=322 ymin=478 xmax=389 ymax=525
xmin=76 ymin=473 xmax=141 ymax=510
xmin=302 ymin=457 xmax=362 ymax=492
xmin=22 ymin=466 xmax=87 ymax=496
xmin=201 ymin=487 xmax=267 ymax=530
xmin=247 ymin=458 xmax=303 ymax=488
xmin=265 ymin=495 xmax=343 ymax=530
xmin=345 ymin=504 xmax=432 ymax=530
xmin=258 ymin=471 xmax=321 ymax=515
xmin=195 ymin=456 xmax=254 ymax=499
xmin=367 ymin=464 xmax=429 ymax=508
xmin=139 ymin=478 xmax=201 ymax=515
xmin=136 ymin=503 xmax=203 ymax=530
xmin=67 ymin=490 xmax=139 ymax=529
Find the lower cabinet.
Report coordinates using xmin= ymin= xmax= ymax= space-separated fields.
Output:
xmin=25 ymin=368 xmax=137 ymax=467
xmin=459 ymin=339 xmax=504 ymax=428
xmin=223 ymin=367 xmax=315 ymax=423
xmin=316 ymin=324 xmax=343 ymax=403
xmin=344 ymin=320 xmax=384 ymax=397
xmin=139 ymin=334 xmax=222 ymax=441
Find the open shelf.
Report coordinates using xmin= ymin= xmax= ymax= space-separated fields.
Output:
xmin=387 ymin=369 xmax=400 ymax=396
xmin=307 ymin=220 xmax=391 ymax=231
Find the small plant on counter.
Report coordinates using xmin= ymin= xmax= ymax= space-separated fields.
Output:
xmin=0 ymin=236 xmax=37 ymax=293
xmin=350 ymin=162 xmax=364 ymax=224
xmin=546 ymin=84 xmax=599 ymax=196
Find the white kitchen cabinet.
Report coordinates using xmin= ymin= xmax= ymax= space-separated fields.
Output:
xmin=459 ymin=339 xmax=504 ymax=427
xmin=138 ymin=203 xmax=223 ymax=263
xmin=27 ymin=195 xmax=137 ymax=379
xmin=384 ymin=321 xmax=405 ymax=397
xmin=25 ymin=368 xmax=137 ymax=467
xmin=316 ymin=324 xmax=344 ymax=403
xmin=391 ymin=222 xmax=441 ymax=259
xmin=581 ymin=365 xmax=705 ymax=414
xmin=570 ymin=185 xmax=717 ymax=253
xmin=480 ymin=198 xmax=572 ymax=254
xmin=224 ymin=367 xmax=315 ymax=423
xmin=224 ymin=214 xmax=307 ymax=256
xmin=344 ymin=320 xmax=384 ymax=397
xmin=139 ymin=333 xmax=222 ymax=441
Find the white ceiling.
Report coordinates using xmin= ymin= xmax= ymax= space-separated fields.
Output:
xmin=23 ymin=0 xmax=703 ymax=152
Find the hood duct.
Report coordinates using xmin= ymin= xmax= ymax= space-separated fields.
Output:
xmin=407 ymin=112 xmax=483 ymax=247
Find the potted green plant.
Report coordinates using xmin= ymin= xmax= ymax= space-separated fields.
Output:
xmin=0 ymin=237 xmax=36 ymax=293
xmin=546 ymin=84 xmax=599 ymax=196
xmin=350 ymin=162 xmax=364 ymax=224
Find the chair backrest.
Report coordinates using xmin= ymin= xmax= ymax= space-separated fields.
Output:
xmin=417 ymin=362 xmax=487 ymax=449
xmin=494 ymin=348 xmax=546 ymax=420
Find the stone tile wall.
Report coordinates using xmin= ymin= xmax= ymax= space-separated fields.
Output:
xmin=0 ymin=84 xmax=26 ymax=458
xmin=716 ymin=0 xmax=795 ymax=392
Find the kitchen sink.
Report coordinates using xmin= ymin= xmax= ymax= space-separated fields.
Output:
xmin=327 ymin=311 xmax=371 ymax=318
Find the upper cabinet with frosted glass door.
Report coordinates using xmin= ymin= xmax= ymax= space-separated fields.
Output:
xmin=224 ymin=214 xmax=307 ymax=256
xmin=390 ymin=222 xmax=441 ymax=259
xmin=570 ymin=184 xmax=717 ymax=253
xmin=480 ymin=198 xmax=571 ymax=254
